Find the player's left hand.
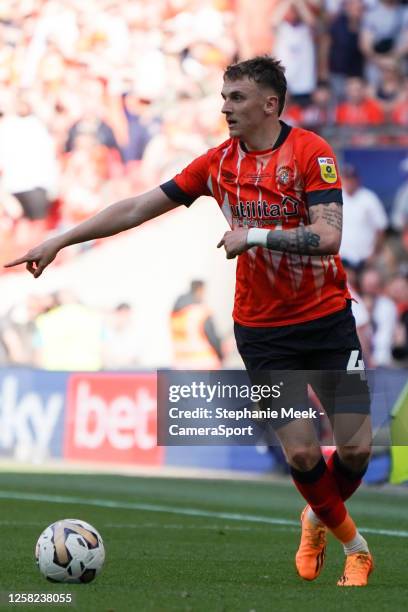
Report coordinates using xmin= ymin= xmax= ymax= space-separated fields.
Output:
xmin=217 ymin=228 xmax=250 ymax=259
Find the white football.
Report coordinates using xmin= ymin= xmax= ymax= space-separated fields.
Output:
xmin=35 ymin=519 xmax=105 ymax=583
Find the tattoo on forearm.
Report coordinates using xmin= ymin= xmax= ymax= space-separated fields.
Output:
xmin=309 ymin=202 xmax=342 ymax=232
xmin=266 ymin=227 xmax=321 ymax=254
xmin=298 ymin=227 xmax=321 ymax=251
xmin=320 ymin=207 xmax=342 ymax=231
xmin=263 ymin=202 xmax=341 ymax=255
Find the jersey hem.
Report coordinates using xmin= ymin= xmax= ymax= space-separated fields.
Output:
xmin=232 ymin=300 xmax=348 ymax=328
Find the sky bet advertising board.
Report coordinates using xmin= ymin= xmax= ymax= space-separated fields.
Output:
xmin=0 ymin=368 xmax=406 ymax=483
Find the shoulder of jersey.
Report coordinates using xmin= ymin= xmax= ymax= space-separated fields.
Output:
xmin=290 ymin=125 xmax=329 ymax=151
xmin=206 ymin=138 xmax=236 ymax=159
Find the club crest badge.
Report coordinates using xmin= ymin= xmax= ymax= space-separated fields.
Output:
xmin=276 ymin=165 xmax=293 ymax=186
xmin=318 ymin=157 xmax=337 ymax=184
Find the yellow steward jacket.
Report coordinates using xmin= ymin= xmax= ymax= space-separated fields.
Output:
xmin=170 ymin=302 xmax=221 ymax=369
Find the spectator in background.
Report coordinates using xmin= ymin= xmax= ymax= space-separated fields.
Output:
xmin=325 ymin=0 xmax=366 ymax=101
xmin=301 ymin=80 xmax=336 ymax=129
xmin=392 ymin=75 xmax=408 ymax=128
xmin=340 ymin=164 xmax=388 ymax=269
xmin=65 ymin=104 xmax=119 ymax=157
xmin=0 ymin=294 xmax=53 ymax=366
xmin=235 ymin=0 xmax=278 ymax=58
xmin=0 ymin=95 xmax=59 ymax=220
xmin=335 ymin=76 xmax=385 ymax=124
xmin=342 ymin=261 xmax=373 ymax=366
xmin=391 ymin=157 xmax=408 ymax=239
xmin=139 ymin=93 xmax=209 ymax=186
xmin=60 ymin=127 xmax=123 ymax=227
xmin=360 ymin=0 xmax=408 ymax=88
xmin=65 ymin=79 xmax=119 ymax=153
xmin=388 ymin=273 xmax=408 ymax=364
xmin=324 ymin=0 xmax=344 ymax=16
xmin=170 ymin=280 xmax=223 ymax=369
xmin=35 ymin=289 xmax=103 ymax=370
xmin=0 ymin=315 xmax=13 ymax=366
xmin=374 ymin=57 xmax=403 ymax=115
xmin=272 ymin=0 xmax=318 ymax=106
xmin=0 ymin=313 xmax=29 ymax=367
xmin=0 ymin=173 xmax=23 ymax=257
xmin=360 ymin=267 xmax=398 ymax=366
xmin=118 ymin=89 xmax=161 ymax=165
xmin=102 ymin=302 xmax=143 ymax=369
xmin=281 ymin=91 xmax=303 ymax=126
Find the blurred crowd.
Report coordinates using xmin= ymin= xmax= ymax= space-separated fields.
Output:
xmin=0 ymin=291 xmax=144 ymax=370
xmin=0 ymin=0 xmax=407 ymax=369
xmin=0 ymin=270 xmax=407 ymax=369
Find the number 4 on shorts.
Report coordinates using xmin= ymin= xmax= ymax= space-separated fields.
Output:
xmin=347 ymin=349 xmax=366 ymax=379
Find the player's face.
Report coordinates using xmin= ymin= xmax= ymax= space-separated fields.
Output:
xmin=221 ymin=77 xmax=278 ymax=142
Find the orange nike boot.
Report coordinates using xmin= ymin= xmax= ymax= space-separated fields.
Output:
xmin=295 ymin=506 xmax=327 ymax=580
xmin=337 ymin=552 xmax=374 ymax=587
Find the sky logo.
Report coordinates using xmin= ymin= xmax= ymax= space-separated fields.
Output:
xmin=0 ymin=373 xmax=65 ymax=462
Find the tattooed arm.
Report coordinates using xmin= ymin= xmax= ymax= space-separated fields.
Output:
xmin=266 ymin=202 xmax=342 ymax=254
xmin=217 ymin=202 xmax=342 ymax=259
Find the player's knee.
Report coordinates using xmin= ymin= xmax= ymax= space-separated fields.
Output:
xmin=287 ymin=447 xmax=322 ymax=472
xmin=338 ymin=445 xmax=372 ymax=471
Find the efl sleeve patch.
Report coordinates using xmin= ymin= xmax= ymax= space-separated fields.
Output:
xmin=317 ymin=157 xmax=338 ymax=184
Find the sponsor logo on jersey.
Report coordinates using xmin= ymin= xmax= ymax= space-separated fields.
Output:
xmin=317 ymin=157 xmax=337 ymax=184
xmin=230 ymin=196 xmax=299 ymax=221
xmin=276 ymin=165 xmax=294 ymax=186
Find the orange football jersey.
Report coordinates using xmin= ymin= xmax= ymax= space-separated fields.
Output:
xmin=161 ymin=122 xmax=350 ymax=327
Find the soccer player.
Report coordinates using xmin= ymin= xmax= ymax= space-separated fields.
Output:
xmin=6 ymin=56 xmax=373 ymax=587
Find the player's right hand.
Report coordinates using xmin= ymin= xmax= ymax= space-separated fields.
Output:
xmin=4 ymin=238 xmax=61 ymax=278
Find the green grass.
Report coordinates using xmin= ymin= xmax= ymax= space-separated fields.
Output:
xmin=0 ymin=473 xmax=407 ymax=611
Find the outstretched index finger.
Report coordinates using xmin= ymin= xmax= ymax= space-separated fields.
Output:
xmin=4 ymin=254 xmax=32 ymax=268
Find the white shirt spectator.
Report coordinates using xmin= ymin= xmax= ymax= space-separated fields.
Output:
xmin=324 ymin=0 xmax=342 ymax=15
xmin=0 ymin=113 xmax=59 ymax=198
xmin=340 ymin=186 xmax=388 ymax=266
xmin=362 ymin=2 xmax=408 ymax=51
xmin=350 ymin=287 xmax=370 ymax=329
xmin=349 ymin=285 xmax=372 ymax=365
xmin=274 ymin=21 xmax=316 ymax=97
xmin=391 ymin=179 xmax=408 ymax=231
xmin=371 ymin=295 xmax=398 ymax=366
xmin=361 ymin=1 xmax=408 ymax=85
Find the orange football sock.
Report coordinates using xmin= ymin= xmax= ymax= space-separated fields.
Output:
xmin=330 ymin=512 xmax=357 ymax=544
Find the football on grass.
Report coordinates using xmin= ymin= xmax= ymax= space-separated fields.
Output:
xmin=35 ymin=519 xmax=105 ymax=583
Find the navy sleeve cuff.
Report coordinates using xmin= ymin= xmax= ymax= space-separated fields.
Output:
xmin=160 ymin=180 xmax=196 ymax=207
xmin=307 ymin=188 xmax=343 ymax=207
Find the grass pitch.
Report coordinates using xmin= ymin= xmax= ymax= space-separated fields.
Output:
xmin=0 ymin=472 xmax=407 ymax=611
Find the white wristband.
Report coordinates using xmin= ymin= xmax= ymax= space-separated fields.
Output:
xmin=247 ymin=228 xmax=269 ymax=247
